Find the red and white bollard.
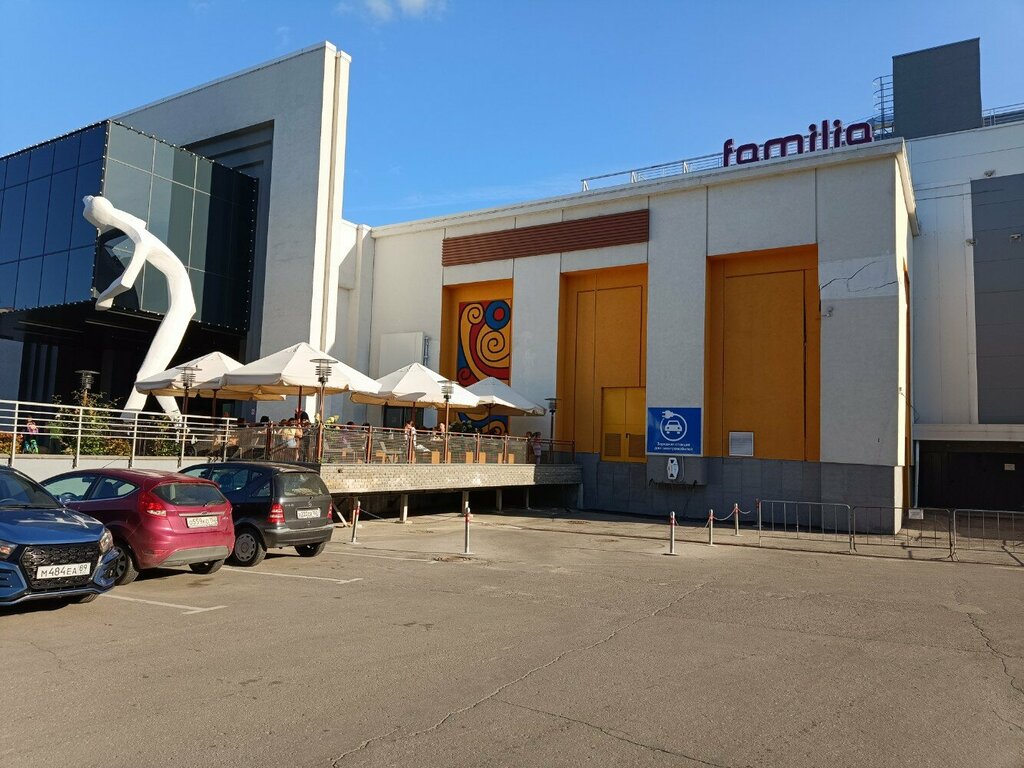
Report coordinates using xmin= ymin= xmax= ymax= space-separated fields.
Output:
xmin=463 ymin=505 xmax=473 ymax=555
xmin=733 ymin=502 xmax=741 ymax=536
xmin=708 ymin=509 xmax=715 ymax=546
xmin=666 ymin=510 xmax=679 ymax=556
xmin=349 ymin=499 xmax=361 ymax=544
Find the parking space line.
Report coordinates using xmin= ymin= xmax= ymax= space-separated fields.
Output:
xmin=101 ymin=594 xmax=227 ymax=615
xmin=322 ymin=550 xmax=436 ymax=563
xmin=222 ymin=567 xmax=362 ymax=585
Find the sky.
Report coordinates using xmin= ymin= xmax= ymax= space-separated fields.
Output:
xmin=1 ymin=0 xmax=1022 ymax=226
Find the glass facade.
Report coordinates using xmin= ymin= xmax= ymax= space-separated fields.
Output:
xmin=0 ymin=122 xmax=256 ymax=331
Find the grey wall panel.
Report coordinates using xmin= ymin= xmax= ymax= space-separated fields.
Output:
xmin=893 ymin=39 xmax=982 ymax=139
xmin=972 ymin=172 xmax=1024 ymax=423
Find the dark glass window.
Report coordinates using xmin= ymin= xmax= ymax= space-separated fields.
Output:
xmin=0 ymin=184 xmax=25 ymax=263
xmin=107 ymin=124 xmax=154 ymax=171
xmin=28 ymin=144 xmax=54 ymax=180
xmin=14 ymin=256 xmax=42 ymax=308
xmin=140 ymin=264 xmax=169 ymax=315
xmin=153 ymin=142 xmax=195 ymax=186
xmin=44 ymin=169 xmax=76 ymax=254
xmin=39 ymin=251 xmax=69 ymax=306
xmin=71 ymin=160 xmax=102 ymax=248
xmin=0 ymin=157 xmax=6 ymax=188
xmin=148 ymin=176 xmax=193 ymax=258
xmin=103 ymin=160 xmax=152 ymax=221
xmin=189 ymin=192 xmax=209 ymax=270
xmin=0 ymin=263 xmax=16 ymax=308
xmin=65 ymin=246 xmax=95 ymax=303
xmin=52 ymin=134 xmax=81 ymax=174
xmin=20 ymin=177 xmax=50 ymax=258
xmin=78 ymin=125 xmax=106 ymax=164
xmin=5 ymin=153 xmax=29 ymax=187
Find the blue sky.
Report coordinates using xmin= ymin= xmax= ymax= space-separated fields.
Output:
xmin=2 ymin=0 xmax=1022 ymax=225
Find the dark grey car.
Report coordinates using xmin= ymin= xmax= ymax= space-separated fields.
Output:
xmin=181 ymin=462 xmax=334 ymax=567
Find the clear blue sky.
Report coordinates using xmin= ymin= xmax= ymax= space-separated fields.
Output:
xmin=2 ymin=0 xmax=1022 ymax=225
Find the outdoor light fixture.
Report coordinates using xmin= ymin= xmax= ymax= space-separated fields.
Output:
xmin=441 ymin=379 xmax=454 ymax=462
xmin=546 ymin=397 xmax=559 ymax=461
xmin=311 ymin=357 xmax=335 ymax=462
xmin=75 ymin=369 xmax=99 ymax=405
xmin=177 ymin=364 xmax=201 ymax=419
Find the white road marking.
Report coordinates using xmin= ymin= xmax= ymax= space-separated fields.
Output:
xmin=322 ymin=550 xmax=436 ymax=563
xmin=222 ymin=567 xmax=362 ymax=585
xmin=101 ymin=593 xmax=226 ymax=615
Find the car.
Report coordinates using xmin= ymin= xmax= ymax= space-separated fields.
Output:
xmin=181 ymin=461 xmax=335 ymax=567
xmin=0 ymin=467 xmax=119 ymax=606
xmin=41 ymin=469 xmax=234 ymax=585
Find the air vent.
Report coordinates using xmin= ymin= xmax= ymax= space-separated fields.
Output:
xmin=603 ymin=433 xmax=622 ymax=457
xmin=627 ymin=434 xmax=646 ymax=458
xmin=728 ymin=431 xmax=754 ymax=457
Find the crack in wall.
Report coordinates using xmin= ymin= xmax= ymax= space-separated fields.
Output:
xmin=818 ymin=260 xmax=880 ymax=292
xmin=494 ymin=697 xmax=733 ymax=767
xmin=328 ymin=582 xmax=708 ymax=765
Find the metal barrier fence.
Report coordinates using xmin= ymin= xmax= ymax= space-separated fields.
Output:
xmin=317 ymin=424 xmax=574 ymax=465
xmin=758 ymin=500 xmax=855 ymax=550
xmin=1 ymin=398 xmax=232 ymax=468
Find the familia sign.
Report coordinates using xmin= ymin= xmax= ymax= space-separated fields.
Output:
xmin=723 ymin=119 xmax=873 ymax=166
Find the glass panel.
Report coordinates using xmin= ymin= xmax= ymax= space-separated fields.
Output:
xmin=41 ymin=474 xmax=96 ymax=502
xmin=275 ymin=472 xmax=330 ymax=497
xmin=52 ymin=134 xmax=81 ymax=173
xmin=194 ymin=157 xmax=213 ymax=194
xmin=189 ymin=191 xmax=209 ymax=270
xmin=0 ymin=157 xmax=6 ymax=188
xmin=153 ymin=142 xmax=196 ymax=186
xmin=20 ymin=177 xmax=50 ymax=258
xmin=102 ymin=159 xmax=151 ymax=221
xmin=106 ymin=124 xmax=154 ymax=171
xmin=203 ymin=195 xmax=232 ymax=273
xmin=78 ymin=124 xmax=106 ymax=164
xmin=28 ymin=143 xmax=54 ymax=179
xmin=148 ymin=176 xmax=193 ymax=258
xmin=39 ymin=251 xmax=69 ymax=306
xmin=44 ymin=168 xmax=76 ymax=254
xmin=0 ymin=184 xmax=25 ymax=263
xmin=188 ymin=268 xmax=205 ymax=318
xmin=209 ymin=162 xmax=236 ymax=200
xmin=0 ymin=262 xmax=16 ymax=308
xmin=140 ymin=264 xmax=169 ymax=315
xmin=150 ymin=482 xmax=225 ymax=507
xmin=65 ymin=246 xmax=95 ymax=303
xmin=14 ymin=256 xmax=42 ymax=308
xmin=71 ymin=160 xmax=102 ymax=247
xmin=90 ymin=477 xmax=138 ymax=500
xmin=5 ymin=152 xmax=29 ymax=187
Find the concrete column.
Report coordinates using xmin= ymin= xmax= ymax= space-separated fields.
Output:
xmin=399 ymin=493 xmax=409 ymax=523
xmin=496 ymin=488 xmax=503 ymax=514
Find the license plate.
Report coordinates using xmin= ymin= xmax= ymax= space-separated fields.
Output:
xmin=296 ymin=508 xmax=320 ymax=519
xmin=185 ymin=515 xmax=219 ymax=529
xmin=37 ymin=562 xmax=91 ymax=579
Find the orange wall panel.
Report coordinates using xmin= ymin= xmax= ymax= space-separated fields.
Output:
xmin=440 ymin=279 xmax=513 ymax=381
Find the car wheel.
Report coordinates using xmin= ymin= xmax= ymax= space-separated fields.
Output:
xmin=188 ymin=559 xmax=225 ymax=575
xmin=229 ymin=528 xmax=266 ymax=567
xmin=73 ymin=593 xmax=98 ymax=604
xmin=113 ymin=543 xmax=139 ymax=586
xmin=295 ymin=542 xmax=327 ymax=558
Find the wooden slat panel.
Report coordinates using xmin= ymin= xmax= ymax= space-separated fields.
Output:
xmin=442 ymin=210 xmax=649 ymax=266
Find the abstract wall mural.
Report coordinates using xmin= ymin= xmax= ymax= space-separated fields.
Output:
xmin=456 ymin=298 xmax=511 ymax=434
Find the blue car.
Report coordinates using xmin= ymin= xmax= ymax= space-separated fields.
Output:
xmin=0 ymin=467 xmax=119 ymax=606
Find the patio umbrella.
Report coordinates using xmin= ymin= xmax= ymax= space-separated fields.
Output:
xmin=349 ymin=362 xmax=479 ymax=411
xmin=135 ymin=351 xmax=284 ymax=415
xmin=465 ymin=377 xmax=546 ymax=417
xmin=220 ymin=342 xmax=381 ymax=398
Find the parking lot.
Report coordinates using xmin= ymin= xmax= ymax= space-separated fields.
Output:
xmin=4 ymin=510 xmax=1023 ymax=767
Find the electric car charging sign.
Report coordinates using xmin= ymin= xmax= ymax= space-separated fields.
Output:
xmin=646 ymin=407 xmax=701 ymax=455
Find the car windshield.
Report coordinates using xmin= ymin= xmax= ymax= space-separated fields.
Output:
xmin=151 ymin=482 xmax=227 ymax=508
xmin=0 ymin=472 xmax=61 ymax=509
xmin=275 ymin=472 xmax=329 ymax=498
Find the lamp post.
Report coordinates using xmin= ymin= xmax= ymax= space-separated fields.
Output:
xmin=75 ymin=369 xmax=99 ymax=405
xmin=177 ymin=364 xmax=200 ymax=419
xmin=311 ymin=357 xmax=334 ymax=463
xmin=441 ymin=379 xmax=453 ymax=464
xmin=545 ymin=397 xmax=559 ymax=464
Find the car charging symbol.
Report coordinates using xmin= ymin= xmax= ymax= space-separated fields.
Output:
xmin=659 ymin=411 xmax=687 ymax=442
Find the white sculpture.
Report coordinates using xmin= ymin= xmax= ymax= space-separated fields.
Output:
xmin=83 ymin=195 xmax=196 ymax=417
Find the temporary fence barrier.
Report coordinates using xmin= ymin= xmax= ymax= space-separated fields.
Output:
xmin=757 ymin=500 xmax=855 ymax=551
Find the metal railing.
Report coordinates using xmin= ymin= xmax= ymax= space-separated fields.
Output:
xmin=758 ymin=500 xmax=855 ymax=550
xmin=0 ymin=398 xmax=233 ymax=469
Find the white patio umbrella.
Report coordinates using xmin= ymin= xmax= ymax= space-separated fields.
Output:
xmin=220 ymin=342 xmax=381 ymax=397
xmin=135 ymin=351 xmax=284 ymax=415
xmin=349 ymin=362 xmax=479 ymax=411
xmin=466 ymin=377 xmax=546 ymax=417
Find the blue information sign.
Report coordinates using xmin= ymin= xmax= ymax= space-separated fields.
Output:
xmin=646 ymin=407 xmax=702 ymax=455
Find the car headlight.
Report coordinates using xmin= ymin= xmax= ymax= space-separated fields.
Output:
xmin=0 ymin=540 xmax=14 ymax=560
xmin=98 ymin=529 xmax=113 ymax=555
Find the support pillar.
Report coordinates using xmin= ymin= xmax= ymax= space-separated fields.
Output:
xmin=496 ymin=488 xmax=503 ymax=514
xmin=400 ymin=493 xmax=409 ymax=524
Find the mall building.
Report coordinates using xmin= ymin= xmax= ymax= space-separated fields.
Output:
xmin=1 ymin=39 xmax=1021 ymax=517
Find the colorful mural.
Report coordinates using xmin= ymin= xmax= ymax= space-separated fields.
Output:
xmin=456 ymin=298 xmax=511 ymax=434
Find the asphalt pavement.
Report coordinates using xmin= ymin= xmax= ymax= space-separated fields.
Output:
xmin=4 ymin=510 xmax=1023 ymax=767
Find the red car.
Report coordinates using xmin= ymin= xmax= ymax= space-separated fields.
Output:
xmin=42 ymin=469 xmax=235 ymax=585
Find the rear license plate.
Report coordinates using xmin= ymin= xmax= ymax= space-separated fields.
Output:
xmin=37 ymin=562 xmax=91 ymax=579
xmin=296 ymin=508 xmax=320 ymax=519
xmin=185 ymin=515 xmax=219 ymax=529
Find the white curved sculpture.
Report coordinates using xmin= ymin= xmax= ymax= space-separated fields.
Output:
xmin=83 ymin=195 xmax=196 ymax=417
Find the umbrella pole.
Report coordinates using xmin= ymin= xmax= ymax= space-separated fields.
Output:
xmin=211 ymin=391 xmax=218 ymax=418
xmin=297 ymin=385 xmax=303 ymax=418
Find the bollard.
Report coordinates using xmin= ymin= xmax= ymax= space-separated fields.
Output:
xmin=733 ymin=503 xmax=741 ymax=536
xmin=463 ymin=505 xmax=473 ymax=555
xmin=349 ymin=500 xmax=360 ymax=544
xmin=665 ymin=510 xmax=678 ymax=556
xmin=708 ymin=509 xmax=714 ymax=546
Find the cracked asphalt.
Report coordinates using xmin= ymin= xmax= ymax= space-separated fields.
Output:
xmin=3 ymin=511 xmax=1023 ymax=767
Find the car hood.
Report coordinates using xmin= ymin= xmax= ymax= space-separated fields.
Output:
xmin=0 ymin=507 xmax=105 ymax=545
